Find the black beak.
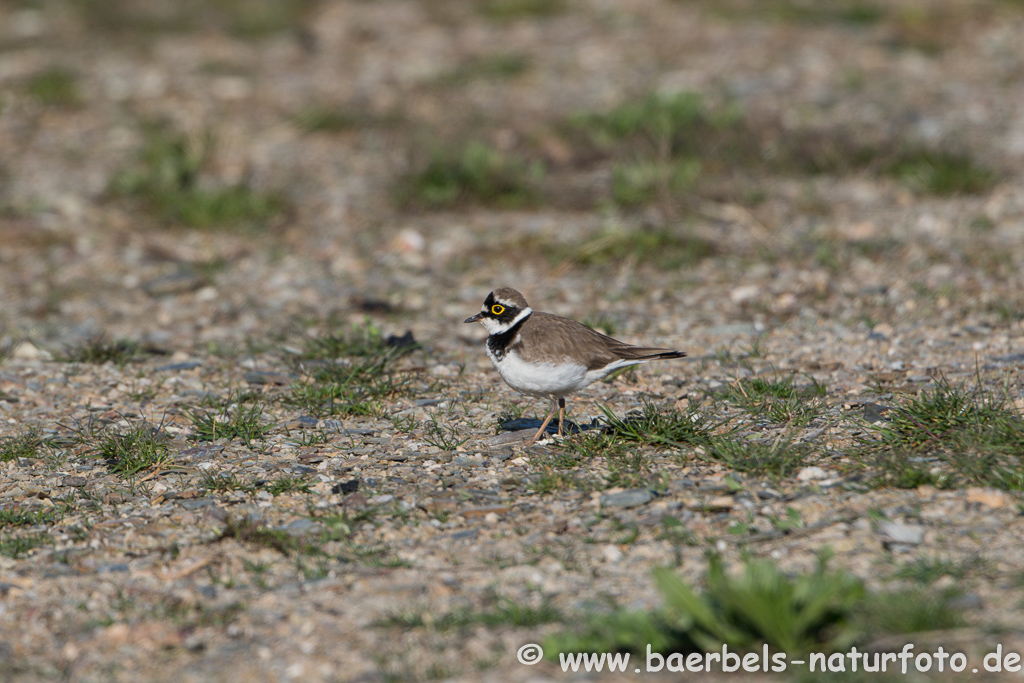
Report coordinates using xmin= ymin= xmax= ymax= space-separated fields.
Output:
xmin=464 ymin=313 xmax=482 ymax=323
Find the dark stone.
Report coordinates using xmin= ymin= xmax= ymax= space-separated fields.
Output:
xmin=142 ymin=271 xmax=207 ymax=297
xmin=385 ymin=330 xmax=419 ymax=350
xmin=333 ymin=479 xmax=359 ymax=495
xmin=179 ymin=499 xmax=217 ymax=510
xmin=601 ymin=489 xmax=654 ymax=509
xmin=243 ymin=371 xmax=296 ymax=385
xmin=947 ymin=593 xmax=983 ymax=611
xmin=178 ymin=445 xmax=225 ymax=460
xmin=449 ymin=528 xmax=478 ymax=542
xmin=155 ymin=361 xmax=202 ymax=372
xmin=862 ymin=403 xmax=889 ymax=424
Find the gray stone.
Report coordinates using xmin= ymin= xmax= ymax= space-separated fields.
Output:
xmin=485 ymin=430 xmax=533 ymax=447
xmin=601 ymin=489 xmax=654 ymax=509
xmin=877 ymin=521 xmax=924 ymax=546
xmin=280 ymin=518 xmax=317 ymax=534
xmin=179 ymin=499 xmax=217 ymax=510
xmin=243 ymin=371 xmax=295 ymax=385
xmin=947 ymin=593 xmax=983 ymax=611
xmin=155 ymin=361 xmax=202 ymax=372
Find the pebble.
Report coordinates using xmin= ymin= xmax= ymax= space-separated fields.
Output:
xmin=876 ymin=521 xmax=924 ymax=547
xmin=155 ymin=361 xmax=202 ymax=372
xmin=704 ymin=496 xmax=735 ymax=512
xmin=965 ymin=488 xmax=1009 ymax=509
xmin=600 ymin=489 xmax=654 ymax=509
xmin=485 ymin=430 xmax=534 ymax=447
xmin=601 ymin=545 xmax=624 ymax=563
xmin=796 ymin=466 xmax=828 ymax=482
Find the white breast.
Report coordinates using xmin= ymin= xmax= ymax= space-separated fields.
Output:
xmin=487 ymin=347 xmax=590 ymax=398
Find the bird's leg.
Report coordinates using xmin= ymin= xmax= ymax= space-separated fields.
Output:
xmin=528 ymin=398 xmax=559 ymax=445
xmin=557 ymin=397 xmax=566 ymax=437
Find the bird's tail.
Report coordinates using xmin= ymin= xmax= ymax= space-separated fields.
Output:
xmin=619 ymin=347 xmax=686 ymax=361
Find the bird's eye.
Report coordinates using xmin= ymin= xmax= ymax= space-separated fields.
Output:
xmin=491 ymin=304 xmax=505 ymax=316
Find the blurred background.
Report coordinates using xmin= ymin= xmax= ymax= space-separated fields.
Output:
xmin=1 ymin=0 xmax=1023 ymax=354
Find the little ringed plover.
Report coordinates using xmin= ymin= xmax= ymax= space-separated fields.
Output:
xmin=465 ymin=287 xmax=686 ymax=445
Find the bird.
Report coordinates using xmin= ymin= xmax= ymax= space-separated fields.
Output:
xmin=464 ymin=287 xmax=686 ymax=445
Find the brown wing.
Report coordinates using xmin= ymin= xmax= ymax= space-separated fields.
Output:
xmin=517 ymin=312 xmax=685 ymax=371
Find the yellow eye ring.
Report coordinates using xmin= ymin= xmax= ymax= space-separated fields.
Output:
xmin=491 ymin=304 xmax=505 ymax=316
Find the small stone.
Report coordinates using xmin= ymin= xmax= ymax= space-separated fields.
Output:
xmin=705 ymin=496 xmax=734 ymax=512
xmin=601 ymin=489 xmax=654 ymax=509
xmin=601 ymin=545 xmax=623 ymax=563
xmin=453 ymin=456 xmax=483 ymax=467
xmin=486 ymin=430 xmax=534 ymax=447
xmin=142 ymin=271 xmax=206 ymax=297
xmin=877 ymin=521 xmax=924 ymax=547
xmin=342 ymin=493 xmax=367 ymax=509
xmin=449 ymin=528 xmax=478 ymax=542
xmin=491 ymin=447 xmax=515 ymax=462
xmin=12 ymin=342 xmax=48 ymax=361
xmin=179 ymin=499 xmax=216 ymax=510
xmin=730 ymin=285 xmax=760 ymax=304
xmin=460 ymin=505 xmax=509 ymax=518
xmin=420 ymin=497 xmax=458 ymax=514
xmin=61 ymin=476 xmax=87 ymax=488
xmin=154 ymin=361 xmax=202 ymax=372
xmin=281 ymin=518 xmax=316 ymax=534
xmin=243 ymin=371 xmax=295 ymax=385
xmin=332 ymin=479 xmax=359 ymax=495
xmin=947 ymin=593 xmax=983 ymax=611
xmin=797 ymin=466 xmax=828 ymax=482
xmin=872 ymin=323 xmax=895 ymax=339
xmin=862 ymin=403 xmax=889 ymax=423
xmin=966 ymin=487 xmax=1008 ymax=509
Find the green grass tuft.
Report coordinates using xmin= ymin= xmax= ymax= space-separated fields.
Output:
xmin=602 ymin=399 xmax=715 ymax=446
xmin=884 ymin=148 xmax=997 ymax=195
xmin=0 ymin=428 xmax=46 ymax=462
xmin=856 ymin=378 xmax=1024 ymax=489
xmin=0 ymin=533 xmax=48 ymax=559
xmin=95 ymin=421 xmax=171 ymax=478
xmin=55 ymin=336 xmax=141 ymax=367
xmin=547 ymin=553 xmax=965 ymax=660
xmin=704 ymin=435 xmax=812 ymax=479
xmin=28 ymin=68 xmax=81 ymax=107
xmin=717 ymin=373 xmax=827 ymax=426
xmin=286 ymin=321 xmax=420 ymax=418
xmin=0 ymin=506 xmax=61 ymax=529
xmin=110 ymin=126 xmax=286 ymax=230
xmin=186 ymin=391 xmax=272 ymax=449
xmin=399 ymin=140 xmax=544 ymax=209
xmin=437 ymin=53 xmax=530 ymax=85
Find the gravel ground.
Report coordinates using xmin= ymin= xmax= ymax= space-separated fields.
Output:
xmin=2 ymin=0 xmax=1024 ymax=681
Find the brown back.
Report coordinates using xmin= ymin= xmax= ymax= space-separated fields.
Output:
xmin=517 ymin=312 xmax=684 ymax=370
